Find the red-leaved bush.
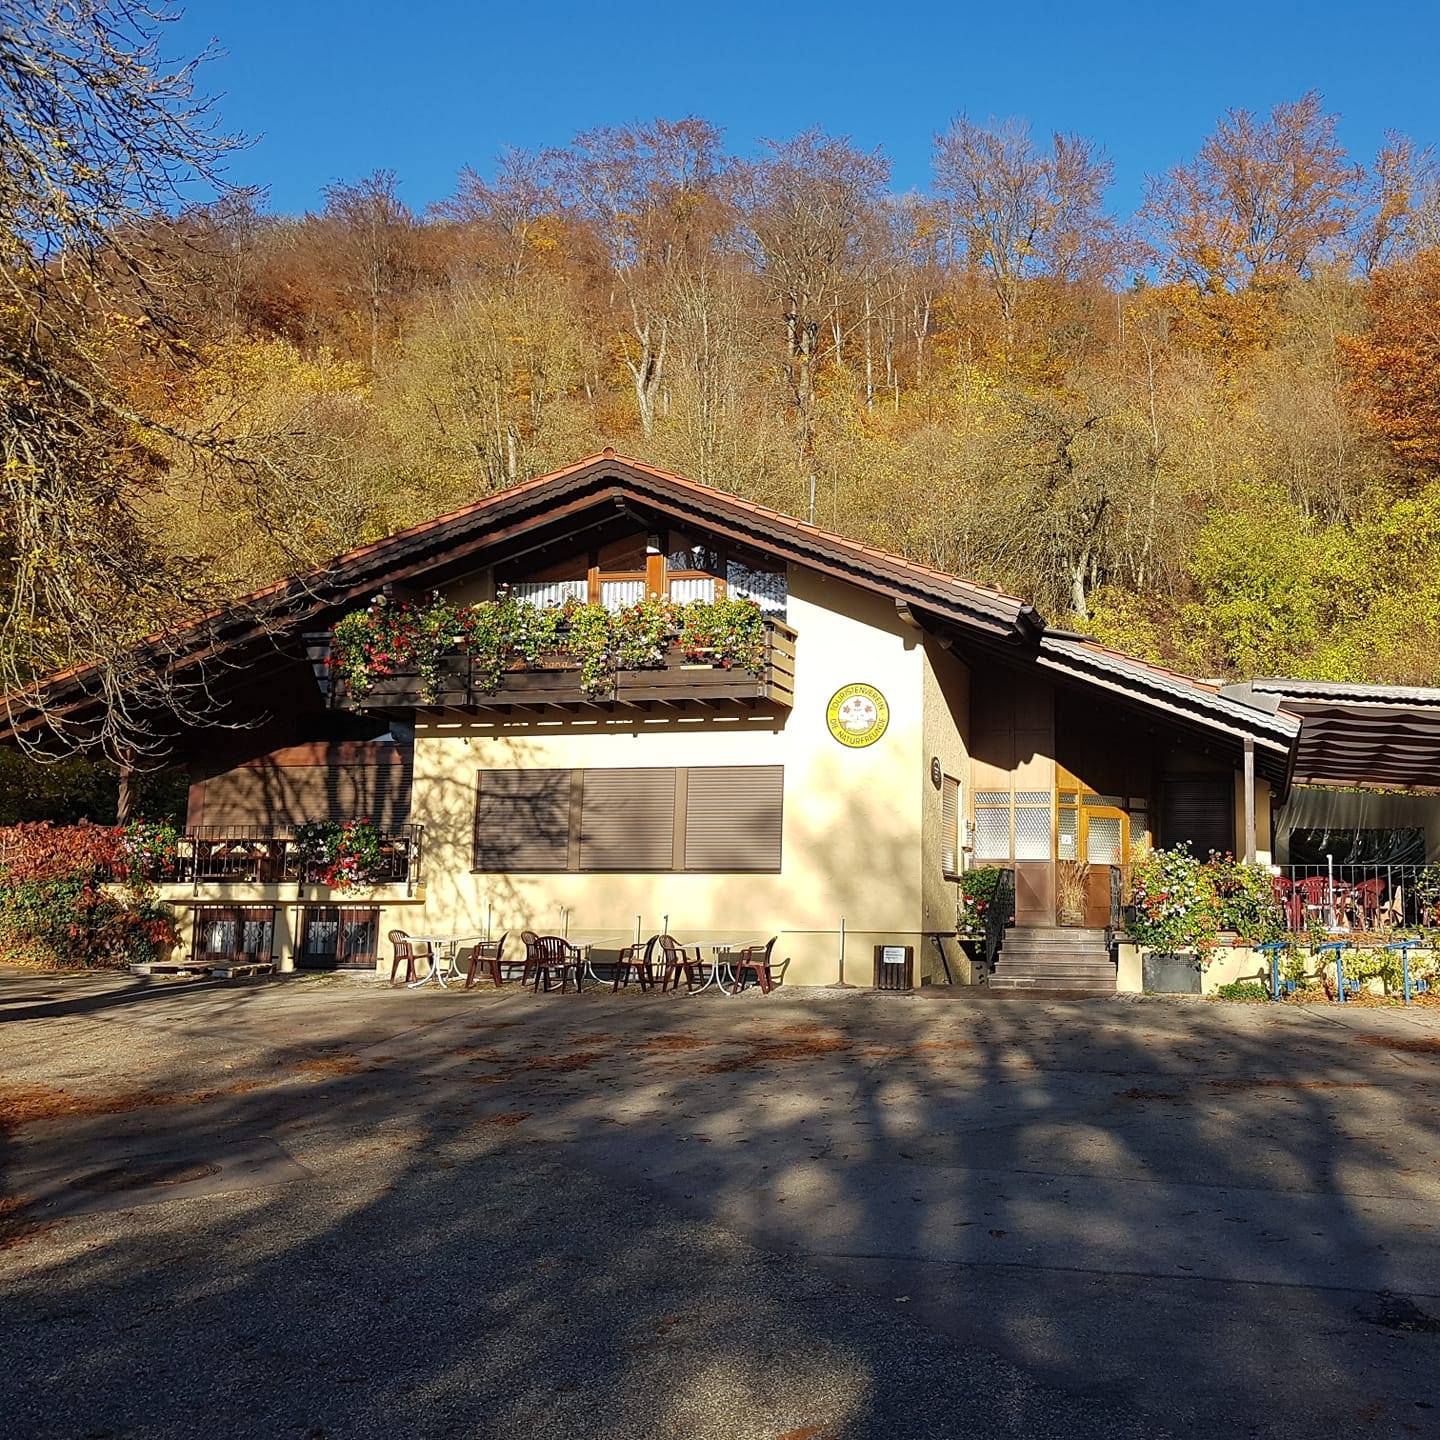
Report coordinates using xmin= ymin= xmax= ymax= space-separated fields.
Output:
xmin=0 ymin=822 xmax=178 ymax=969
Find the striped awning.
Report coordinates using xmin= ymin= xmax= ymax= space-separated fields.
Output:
xmin=1239 ymin=680 xmax=1440 ymax=791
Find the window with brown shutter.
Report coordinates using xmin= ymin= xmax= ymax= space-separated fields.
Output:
xmin=471 ymin=765 xmax=784 ymax=873
xmin=474 ymin=769 xmax=573 ymax=871
xmin=579 ymin=768 xmax=676 ymax=871
xmin=941 ymin=775 xmax=961 ymax=878
xmin=684 ymin=765 xmax=783 ymax=872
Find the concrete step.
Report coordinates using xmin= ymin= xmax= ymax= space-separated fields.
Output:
xmin=995 ymin=964 xmax=1117 ymax=977
xmin=1006 ymin=926 xmax=1109 ymax=941
xmin=1003 ymin=930 xmax=1110 ymax=944
xmin=996 ymin=961 xmax=1117 ymax=973
xmin=1002 ymin=944 xmax=1111 ymax=956
xmin=989 ymin=977 xmax=1116 ymax=992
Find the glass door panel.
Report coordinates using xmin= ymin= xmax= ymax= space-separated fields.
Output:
xmin=1081 ymin=808 xmax=1129 ymax=866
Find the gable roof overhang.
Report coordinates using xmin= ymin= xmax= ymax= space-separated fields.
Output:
xmin=0 ymin=452 xmax=1042 ymax=753
xmin=1038 ymin=637 xmax=1300 ymax=790
xmin=1 ymin=451 xmax=1324 ymax=790
xmin=1228 ymin=678 xmax=1440 ymax=793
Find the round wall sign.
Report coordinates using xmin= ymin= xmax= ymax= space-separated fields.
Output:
xmin=826 ymin=683 xmax=890 ymax=748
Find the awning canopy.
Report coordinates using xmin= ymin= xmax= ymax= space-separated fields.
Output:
xmin=1227 ymin=679 xmax=1440 ymax=791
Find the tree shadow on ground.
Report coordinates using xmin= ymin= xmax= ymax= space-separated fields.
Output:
xmin=2 ymin=977 xmax=1439 ymax=1439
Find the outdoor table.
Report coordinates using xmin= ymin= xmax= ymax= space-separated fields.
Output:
xmin=686 ymin=943 xmax=748 ymax=996
xmin=405 ymin=936 xmax=460 ymax=989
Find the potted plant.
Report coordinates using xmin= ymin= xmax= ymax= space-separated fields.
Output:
xmin=1057 ymin=860 xmax=1091 ymax=927
xmin=1128 ymin=843 xmax=1220 ymax=993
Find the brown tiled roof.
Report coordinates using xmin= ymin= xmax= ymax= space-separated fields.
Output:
xmin=0 ymin=451 xmax=1041 ymax=743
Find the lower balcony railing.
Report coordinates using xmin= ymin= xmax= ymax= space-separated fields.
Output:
xmin=126 ymin=825 xmax=424 ymax=892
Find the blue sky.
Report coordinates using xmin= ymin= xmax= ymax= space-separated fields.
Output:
xmin=171 ymin=1 xmax=1439 ymax=216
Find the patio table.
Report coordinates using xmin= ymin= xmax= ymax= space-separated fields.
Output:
xmin=405 ymin=936 xmax=461 ymax=989
xmin=685 ymin=943 xmax=749 ymax=996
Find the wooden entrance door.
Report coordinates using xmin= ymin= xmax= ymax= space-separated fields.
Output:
xmin=1079 ymin=804 xmax=1129 ymax=928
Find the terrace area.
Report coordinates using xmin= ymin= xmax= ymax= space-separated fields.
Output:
xmin=4 ymin=975 xmax=1440 ymax=1438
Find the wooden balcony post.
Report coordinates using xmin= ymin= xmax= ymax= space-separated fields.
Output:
xmin=1243 ymin=737 xmax=1256 ymax=864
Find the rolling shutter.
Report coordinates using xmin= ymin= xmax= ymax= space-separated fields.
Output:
xmin=579 ymin=768 xmax=676 ymax=871
xmin=474 ymin=769 xmax=572 ymax=871
xmin=1161 ymin=776 xmax=1233 ymax=858
xmin=684 ymin=765 xmax=783 ymax=872
xmin=941 ymin=776 xmax=961 ymax=877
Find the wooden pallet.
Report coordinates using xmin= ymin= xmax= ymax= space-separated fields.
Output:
xmin=212 ymin=961 xmax=277 ymax=980
xmin=129 ymin=960 xmax=277 ymax=980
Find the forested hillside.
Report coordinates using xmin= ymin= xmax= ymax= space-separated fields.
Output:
xmin=116 ymin=107 xmax=1440 ymax=684
xmin=8 ymin=4 xmax=1440 ymax=766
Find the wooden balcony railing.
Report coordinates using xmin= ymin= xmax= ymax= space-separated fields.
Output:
xmin=327 ymin=617 xmax=797 ymax=712
xmin=126 ymin=825 xmax=424 ymax=894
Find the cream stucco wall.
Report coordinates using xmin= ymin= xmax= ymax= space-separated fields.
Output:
xmin=1116 ymin=942 xmax=1335 ymax=995
xmin=1231 ymin=772 xmax=1275 ymax=864
xmin=920 ymin=636 xmax=972 ymax=984
xmin=406 ymin=566 xmax=933 ymax=987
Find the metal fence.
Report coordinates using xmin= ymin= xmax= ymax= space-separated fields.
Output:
xmin=1273 ymin=863 xmax=1431 ymax=932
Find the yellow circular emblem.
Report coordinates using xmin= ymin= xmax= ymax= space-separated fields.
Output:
xmin=826 ymin=683 xmax=889 ymax=748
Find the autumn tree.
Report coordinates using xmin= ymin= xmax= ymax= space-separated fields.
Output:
xmin=1143 ymin=92 xmax=1362 ymax=294
xmin=1340 ymin=247 xmax=1440 ymax=473
xmin=736 ymin=131 xmax=890 ymax=515
xmin=933 ymin=116 xmax=1121 ymax=362
xmin=557 ymin=118 xmax=730 ymax=437
xmin=0 ymin=0 xmax=243 ymax=759
xmin=320 ymin=170 xmax=420 ymax=369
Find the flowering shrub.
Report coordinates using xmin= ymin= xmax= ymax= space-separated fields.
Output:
xmin=1208 ymin=851 xmax=1287 ymax=944
xmin=957 ymin=866 xmax=1008 ymax=940
xmin=0 ymin=822 xmax=178 ymax=969
xmin=117 ymin=820 xmax=179 ymax=881
xmin=1128 ymin=845 xmax=1285 ymax=959
xmin=292 ymin=818 xmax=388 ymax=892
xmin=330 ymin=591 xmax=768 ymax=700
xmin=1127 ymin=844 xmax=1221 ymax=958
xmin=677 ymin=597 xmax=766 ymax=672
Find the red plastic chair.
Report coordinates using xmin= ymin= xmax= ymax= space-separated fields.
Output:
xmin=463 ymin=933 xmax=508 ymax=989
xmin=730 ymin=937 xmax=780 ymax=995
xmin=1271 ymin=876 xmax=1305 ymax=932
xmin=655 ymin=934 xmax=703 ymax=993
xmin=388 ymin=929 xmax=434 ymax=986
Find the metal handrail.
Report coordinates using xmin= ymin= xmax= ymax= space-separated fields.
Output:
xmin=983 ymin=868 xmax=1016 ymax=973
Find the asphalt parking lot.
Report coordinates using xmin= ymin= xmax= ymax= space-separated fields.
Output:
xmin=3 ymin=969 xmax=1439 ymax=1439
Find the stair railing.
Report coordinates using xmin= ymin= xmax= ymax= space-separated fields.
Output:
xmin=983 ymin=867 xmax=1016 ymax=975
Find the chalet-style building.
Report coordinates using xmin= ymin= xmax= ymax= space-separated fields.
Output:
xmin=6 ymin=451 xmax=1435 ymax=992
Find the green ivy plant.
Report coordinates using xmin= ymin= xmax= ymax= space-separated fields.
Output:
xmin=957 ymin=866 xmax=1008 ymax=940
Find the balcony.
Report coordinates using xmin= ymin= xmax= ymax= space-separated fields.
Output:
xmin=127 ymin=826 xmax=424 ymax=894
xmin=326 ymin=616 xmax=797 ymax=713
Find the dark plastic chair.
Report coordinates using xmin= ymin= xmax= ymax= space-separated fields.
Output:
xmin=463 ymin=933 xmax=508 ymax=989
xmin=730 ymin=937 xmax=780 ymax=994
xmin=524 ymin=933 xmax=583 ymax=992
xmin=656 ymin=934 xmax=702 ymax=993
xmin=611 ymin=935 xmax=660 ymax=991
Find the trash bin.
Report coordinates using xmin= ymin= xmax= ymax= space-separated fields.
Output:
xmin=873 ymin=944 xmax=914 ymax=990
